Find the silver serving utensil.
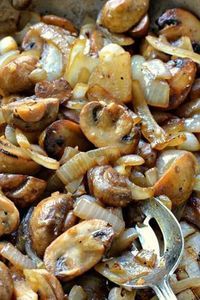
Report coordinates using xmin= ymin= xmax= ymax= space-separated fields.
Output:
xmin=122 ymin=198 xmax=184 ymax=300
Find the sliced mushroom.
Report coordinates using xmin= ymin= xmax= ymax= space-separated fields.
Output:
xmin=0 ymin=0 xmax=19 ymax=34
xmin=0 ymin=192 xmax=19 ymax=236
xmin=2 ymin=97 xmax=59 ymax=132
xmin=0 ymin=138 xmax=40 ymax=174
xmin=0 ymin=174 xmax=46 ymax=208
xmin=137 ymin=140 xmax=157 ymax=168
xmin=80 ymin=101 xmax=139 ymax=154
xmin=0 ymin=55 xmax=38 ymax=95
xmin=167 ymin=58 xmax=197 ymax=110
xmin=157 ymin=8 xmax=200 ymax=46
xmin=0 ymin=261 xmax=13 ymax=300
xmin=30 ymin=193 xmax=73 ymax=257
xmin=24 ymin=269 xmax=64 ymax=300
xmin=189 ymin=78 xmax=200 ymax=100
xmin=42 ymin=15 xmax=78 ymax=35
xmin=129 ymin=14 xmax=149 ymax=38
xmin=183 ymin=196 xmax=200 ymax=229
xmin=40 ymin=120 xmax=92 ymax=159
xmin=154 ymin=151 xmax=198 ymax=207
xmin=88 ymin=166 xmax=132 ymax=207
xmin=35 ymin=78 xmax=72 ymax=104
xmin=98 ymin=0 xmax=149 ymax=33
xmin=44 ymin=219 xmax=114 ymax=281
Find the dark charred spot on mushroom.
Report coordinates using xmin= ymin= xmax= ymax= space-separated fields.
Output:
xmin=156 ymin=15 xmax=180 ymax=30
xmin=183 ymin=196 xmax=200 ymax=229
xmin=92 ymin=105 xmax=102 ymax=123
xmin=192 ymin=41 xmax=200 ymax=53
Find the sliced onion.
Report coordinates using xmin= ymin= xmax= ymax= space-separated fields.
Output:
xmin=109 ymin=228 xmax=138 ymax=256
xmin=184 ymin=115 xmax=200 ymax=133
xmin=13 ymin=277 xmax=38 ymax=300
xmin=156 ymin=150 xmax=186 ymax=177
xmin=115 ymin=155 xmax=144 ymax=167
xmin=29 ymin=68 xmax=47 ymax=83
xmin=23 ymin=148 xmax=59 ymax=170
xmin=142 ymin=59 xmax=172 ymax=80
xmin=65 ymin=176 xmax=83 ymax=194
xmin=57 ymin=146 xmax=121 ymax=185
xmin=0 ymin=36 xmax=18 ymax=54
xmin=15 ymin=128 xmax=30 ymax=149
xmin=0 ymin=50 xmax=20 ymax=68
xmin=0 ymin=109 xmax=5 ymax=125
xmin=132 ymin=55 xmax=170 ymax=108
xmin=73 ymin=196 xmax=125 ymax=234
xmin=128 ymin=180 xmax=154 ymax=200
xmin=73 ymin=83 xmax=89 ymax=99
xmin=0 ymin=242 xmax=36 ymax=269
xmin=177 ymin=132 xmax=200 ymax=151
xmin=108 ymin=287 xmax=136 ymax=300
xmin=132 ymin=80 xmax=168 ymax=150
xmin=68 ymin=285 xmax=87 ymax=300
xmin=172 ymin=36 xmax=193 ymax=52
xmin=40 ymin=41 xmax=63 ymax=80
xmin=172 ymin=278 xmax=200 ymax=294
xmin=157 ymin=195 xmax=172 ymax=210
xmin=60 ymin=146 xmax=79 ymax=165
xmin=5 ymin=125 xmax=18 ymax=145
xmin=99 ymin=26 xmax=134 ymax=46
xmin=146 ymin=35 xmax=200 ymax=64
xmin=66 ymin=99 xmax=87 ymax=110
xmin=193 ymin=175 xmax=200 ymax=191
xmin=145 ymin=167 xmax=158 ymax=186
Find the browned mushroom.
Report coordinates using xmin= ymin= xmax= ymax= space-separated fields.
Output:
xmin=0 ymin=174 xmax=46 ymax=208
xmin=0 ymin=0 xmax=19 ymax=34
xmin=11 ymin=0 xmax=31 ymax=9
xmin=189 ymin=78 xmax=200 ymax=100
xmin=88 ymin=165 xmax=132 ymax=207
xmin=157 ymin=8 xmax=200 ymax=47
xmin=40 ymin=120 xmax=92 ymax=159
xmin=154 ymin=151 xmax=198 ymax=207
xmin=137 ymin=140 xmax=157 ymax=168
xmin=98 ymin=0 xmax=149 ymax=33
xmin=80 ymin=101 xmax=140 ymax=154
xmin=42 ymin=15 xmax=78 ymax=35
xmin=44 ymin=219 xmax=114 ymax=281
xmin=183 ymin=196 xmax=200 ymax=229
xmin=0 ymin=138 xmax=40 ymax=174
xmin=167 ymin=58 xmax=197 ymax=110
xmin=30 ymin=193 xmax=73 ymax=257
xmin=0 ymin=192 xmax=19 ymax=236
xmin=0 ymin=261 xmax=13 ymax=300
xmin=24 ymin=269 xmax=64 ymax=300
xmin=0 ymin=55 xmax=38 ymax=95
xmin=129 ymin=14 xmax=149 ymax=38
xmin=2 ymin=97 xmax=59 ymax=132
xmin=35 ymin=78 xmax=72 ymax=104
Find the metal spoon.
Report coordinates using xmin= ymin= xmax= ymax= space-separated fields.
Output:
xmin=122 ymin=198 xmax=184 ymax=300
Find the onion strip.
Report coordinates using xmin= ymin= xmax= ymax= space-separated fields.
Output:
xmin=73 ymin=196 xmax=125 ymax=234
xmin=109 ymin=228 xmax=138 ymax=256
xmin=128 ymin=180 xmax=154 ymax=200
xmin=146 ymin=35 xmax=200 ymax=64
xmin=171 ymin=277 xmax=200 ymax=294
xmin=57 ymin=146 xmax=121 ymax=185
xmin=0 ymin=242 xmax=36 ymax=269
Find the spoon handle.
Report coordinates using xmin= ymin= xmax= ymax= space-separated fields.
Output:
xmin=153 ymin=278 xmax=177 ymax=300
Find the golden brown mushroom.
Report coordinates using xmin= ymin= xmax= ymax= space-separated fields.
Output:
xmin=0 ymin=55 xmax=38 ymax=95
xmin=129 ymin=14 xmax=149 ymax=38
xmin=0 ymin=138 xmax=40 ymax=174
xmin=98 ymin=0 xmax=149 ymax=33
xmin=154 ymin=151 xmax=198 ymax=207
xmin=189 ymin=78 xmax=200 ymax=100
xmin=88 ymin=165 xmax=132 ymax=207
xmin=40 ymin=120 xmax=92 ymax=159
xmin=35 ymin=78 xmax=72 ymax=104
xmin=42 ymin=15 xmax=78 ymax=35
xmin=167 ymin=58 xmax=197 ymax=110
xmin=0 ymin=261 xmax=13 ymax=300
xmin=44 ymin=219 xmax=114 ymax=281
xmin=30 ymin=193 xmax=74 ymax=257
xmin=80 ymin=101 xmax=140 ymax=154
xmin=157 ymin=8 xmax=200 ymax=47
xmin=24 ymin=269 xmax=64 ymax=300
xmin=0 ymin=174 xmax=46 ymax=208
xmin=137 ymin=140 xmax=157 ymax=168
xmin=2 ymin=97 xmax=59 ymax=132
xmin=0 ymin=192 xmax=19 ymax=236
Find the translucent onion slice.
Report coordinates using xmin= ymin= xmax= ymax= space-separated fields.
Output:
xmin=146 ymin=35 xmax=200 ymax=64
xmin=73 ymin=196 xmax=125 ymax=234
xmin=15 ymin=129 xmax=59 ymax=170
xmin=65 ymin=176 xmax=83 ymax=194
xmin=184 ymin=115 xmax=200 ymax=133
xmin=128 ymin=180 xmax=154 ymax=200
xmin=5 ymin=125 xmax=18 ymax=146
xmin=40 ymin=41 xmax=63 ymax=81
xmin=109 ymin=228 xmax=138 ymax=256
xmin=132 ymin=55 xmax=170 ymax=108
xmin=57 ymin=146 xmax=121 ymax=185
xmin=177 ymin=132 xmax=200 ymax=151
xmin=68 ymin=285 xmax=87 ymax=300
xmin=172 ymin=277 xmax=200 ymax=294
xmin=142 ymin=59 xmax=172 ymax=80
xmin=0 ymin=50 xmax=20 ymax=68
xmin=145 ymin=167 xmax=158 ymax=186
xmin=0 ymin=242 xmax=36 ymax=269
xmin=0 ymin=36 xmax=18 ymax=54
xmin=115 ymin=155 xmax=144 ymax=167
